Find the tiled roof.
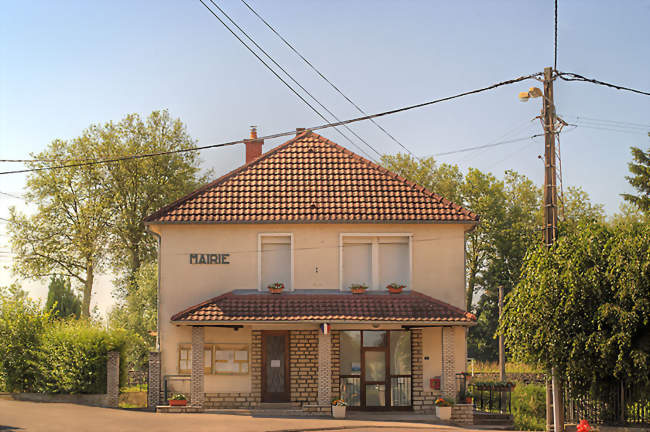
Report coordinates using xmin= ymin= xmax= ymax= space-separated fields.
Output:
xmin=145 ymin=131 xmax=478 ymax=223
xmin=171 ymin=290 xmax=476 ymax=323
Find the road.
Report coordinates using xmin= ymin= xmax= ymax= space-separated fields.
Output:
xmin=0 ymin=399 xmax=507 ymax=432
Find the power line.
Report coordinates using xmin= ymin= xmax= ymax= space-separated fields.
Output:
xmin=0 ymin=191 xmax=23 ymax=199
xmin=239 ymin=0 xmax=420 ymax=160
xmin=433 ymin=134 xmax=544 ymax=157
xmin=560 ymin=115 xmax=650 ymax=129
xmin=557 ymin=72 xmax=650 ymax=96
xmin=0 ymin=72 xmax=542 ymax=175
xmin=198 ymin=0 xmax=380 ymax=162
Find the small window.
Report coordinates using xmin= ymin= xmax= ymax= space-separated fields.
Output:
xmin=178 ymin=344 xmax=191 ymax=374
xmin=260 ymin=235 xmax=292 ymax=290
xmin=341 ymin=235 xmax=410 ymax=291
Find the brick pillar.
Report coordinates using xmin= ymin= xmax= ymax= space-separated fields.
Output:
xmin=317 ymin=332 xmax=332 ymax=405
xmin=441 ymin=327 xmax=456 ymax=400
xmin=190 ymin=326 xmax=205 ymax=407
xmin=250 ymin=330 xmax=262 ymax=406
xmin=411 ymin=329 xmax=424 ymax=411
xmin=330 ymin=331 xmax=340 ymax=400
xmin=106 ymin=351 xmax=120 ymax=408
xmin=148 ymin=351 xmax=161 ymax=409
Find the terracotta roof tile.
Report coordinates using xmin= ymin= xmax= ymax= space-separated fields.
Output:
xmin=145 ymin=131 xmax=479 ymax=223
xmin=171 ymin=290 xmax=476 ymax=323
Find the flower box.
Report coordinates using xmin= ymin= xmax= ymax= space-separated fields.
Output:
xmin=387 ymin=283 xmax=405 ymax=294
xmin=169 ymin=399 xmax=187 ymax=406
xmin=436 ymin=406 xmax=452 ymax=420
xmin=268 ymin=283 xmax=284 ymax=294
xmin=332 ymin=404 xmax=346 ymax=418
xmin=350 ymin=284 xmax=368 ymax=294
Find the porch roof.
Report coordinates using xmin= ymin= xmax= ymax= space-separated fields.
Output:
xmin=171 ymin=289 xmax=476 ymax=324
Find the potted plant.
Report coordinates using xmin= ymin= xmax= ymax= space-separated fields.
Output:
xmin=168 ymin=393 xmax=187 ymax=407
xmin=350 ymin=283 xmax=368 ymax=294
xmin=268 ymin=282 xmax=284 ymax=294
xmin=331 ymin=399 xmax=347 ymax=418
xmin=386 ymin=283 xmax=405 ymax=294
xmin=434 ymin=397 xmax=453 ymax=420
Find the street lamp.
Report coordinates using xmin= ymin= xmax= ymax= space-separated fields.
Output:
xmin=518 ymin=86 xmax=544 ymax=102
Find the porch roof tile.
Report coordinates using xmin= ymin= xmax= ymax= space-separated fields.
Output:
xmin=170 ymin=290 xmax=476 ymax=323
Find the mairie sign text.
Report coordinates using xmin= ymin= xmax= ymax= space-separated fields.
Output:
xmin=189 ymin=253 xmax=230 ymax=264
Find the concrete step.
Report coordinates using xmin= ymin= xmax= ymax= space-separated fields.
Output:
xmin=256 ymin=402 xmax=297 ymax=410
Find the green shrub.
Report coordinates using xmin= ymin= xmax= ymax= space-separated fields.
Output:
xmin=512 ymin=384 xmax=546 ymax=431
xmin=0 ymin=285 xmax=50 ymax=392
xmin=35 ymin=319 xmax=129 ymax=394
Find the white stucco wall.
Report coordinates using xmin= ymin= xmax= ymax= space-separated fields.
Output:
xmin=149 ymin=222 xmax=472 ymax=392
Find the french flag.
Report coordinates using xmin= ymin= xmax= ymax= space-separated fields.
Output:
xmin=320 ymin=323 xmax=331 ymax=335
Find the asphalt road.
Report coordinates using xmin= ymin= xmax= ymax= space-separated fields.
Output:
xmin=0 ymin=399 xmax=505 ymax=432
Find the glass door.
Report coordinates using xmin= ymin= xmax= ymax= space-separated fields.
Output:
xmin=361 ymin=331 xmax=388 ymax=408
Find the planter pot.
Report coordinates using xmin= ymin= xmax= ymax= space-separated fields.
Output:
xmin=351 ymin=288 xmax=367 ymax=295
xmin=436 ymin=406 xmax=452 ymax=421
xmin=332 ymin=405 xmax=346 ymax=418
xmin=169 ymin=399 xmax=187 ymax=406
xmin=387 ymin=286 xmax=403 ymax=294
xmin=268 ymin=288 xmax=283 ymax=294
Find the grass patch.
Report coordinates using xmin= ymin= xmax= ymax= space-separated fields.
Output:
xmin=512 ymin=383 xmax=546 ymax=431
xmin=120 ymin=384 xmax=148 ymax=393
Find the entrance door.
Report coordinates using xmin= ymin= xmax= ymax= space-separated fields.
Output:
xmin=361 ymin=331 xmax=388 ymax=409
xmin=262 ymin=331 xmax=289 ymax=402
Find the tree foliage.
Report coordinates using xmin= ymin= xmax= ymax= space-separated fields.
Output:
xmin=500 ymin=220 xmax=650 ymax=395
xmin=8 ymin=137 xmax=111 ymax=317
xmin=108 ymin=261 xmax=157 ymax=369
xmin=622 ymin=146 xmax=650 ymax=213
xmin=45 ymin=276 xmax=81 ymax=319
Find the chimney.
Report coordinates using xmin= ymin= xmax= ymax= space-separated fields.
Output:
xmin=245 ymin=126 xmax=263 ymax=164
xmin=296 ymin=127 xmax=305 ymax=136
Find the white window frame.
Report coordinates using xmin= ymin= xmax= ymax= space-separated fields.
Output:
xmin=258 ymin=233 xmax=294 ymax=291
xmin=339 ymin=233 xmax=412 ymax=291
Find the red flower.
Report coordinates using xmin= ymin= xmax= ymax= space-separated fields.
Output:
xmin=577 ymin=419 xmax=591 ymax=432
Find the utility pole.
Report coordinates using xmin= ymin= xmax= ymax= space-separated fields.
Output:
xmin=498 ymin=285 xmax=505 ymax=382
xmin=541 ymin=66 xmax=564 ymax=432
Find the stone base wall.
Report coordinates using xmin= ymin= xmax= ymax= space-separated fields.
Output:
xmin=452 ymin=403 xmax=474 ymax=425
xmin=289 ymin=330 xmax=319 ymax=405
xmin=204 ymin=392 xmax=258 ymax=408
xmin=411 ymin=329 xmax=424 ymax=411
xmin=302 ymin=404 xmax=330 ymax=416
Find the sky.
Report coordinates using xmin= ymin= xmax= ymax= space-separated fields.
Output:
xmin=1 ymin=0 xmax=649 ymax=316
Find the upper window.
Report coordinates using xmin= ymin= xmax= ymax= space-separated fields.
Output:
xmin=259 ymin=234 xmax=292 ymax=291
xmin=341 ymin=235 xmax=410 ymax=291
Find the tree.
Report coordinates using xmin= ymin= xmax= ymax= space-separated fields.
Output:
xmin=466 ymin=170 xmax=541 ymax=361
xmin=381 ymin=154 xmax=464 ymax=203
xmin=45 ymin=276 xmax=81 ymax=319
xmin=90 ymin=110 xmax=207 ymax=291
xmin=8 ymin=138 xmax=111 ymax=317
xmin=500 ymin=221 xmax=650 ymax=396
xmin=622 ymin=146 xmax=650 ymax=213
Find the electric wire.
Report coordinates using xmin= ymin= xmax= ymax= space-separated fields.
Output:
xmin=0 ymin=72 xmax=543 ymax=174
xmin=199 ymin=0 xmax=380 ymax=161
xmin=239 ymin=0 xmax=420 ymax=160
xmin=432 ymin=134 xmax=544 ymax=157
xmin=557 ymin=72 xmax=650 ymax=96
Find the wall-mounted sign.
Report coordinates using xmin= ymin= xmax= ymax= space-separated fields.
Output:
xmin=190 ymin=253 xmax=230 ymax=264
